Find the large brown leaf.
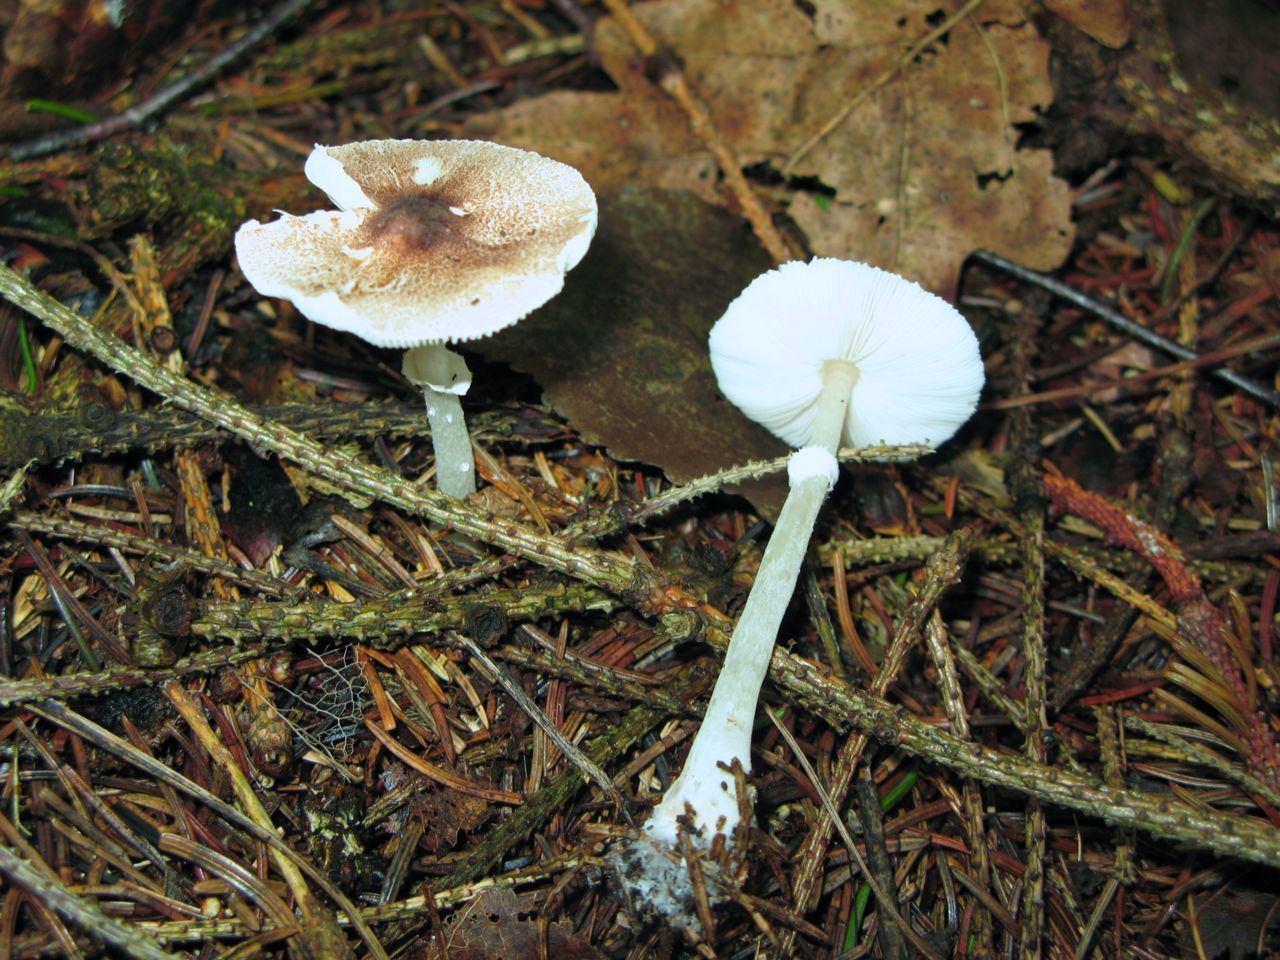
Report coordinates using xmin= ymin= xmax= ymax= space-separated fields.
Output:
xmin=478 ymin=187 xmax=788 ymax=512
xmin=466 ymin=0 xmax=1074 ymax=297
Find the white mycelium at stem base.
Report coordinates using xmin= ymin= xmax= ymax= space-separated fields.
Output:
xmin=630 ymin=260 xmax=983 ymax=914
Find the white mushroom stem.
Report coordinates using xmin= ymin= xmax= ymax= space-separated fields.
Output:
xmin=423 ymin=390 xmax=477 ymax=499
xmin=645 ymin=360 xmax=859 ymax=849
xmin=403 ymin=343 xmax=477 ymax=499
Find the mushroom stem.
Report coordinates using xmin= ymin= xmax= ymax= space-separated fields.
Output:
xmin=644 ymin=360 xmax=859 ymax=848
xmin=403 ymin=343 xmax=477 ymax=499
xmin=644 ymin=459 xmax=834 ymax=844
xmin=423 ymin=388 xmax=477 ymax=498
xmin=813 ymin=359 xmax=859 ymax=452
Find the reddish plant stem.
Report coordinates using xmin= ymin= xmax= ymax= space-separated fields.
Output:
xmin=1044 ymin=473 xmax=1280 ymax=788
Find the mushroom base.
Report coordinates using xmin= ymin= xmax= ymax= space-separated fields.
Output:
xmin=611 ymin=830 xmax=739 ymax=933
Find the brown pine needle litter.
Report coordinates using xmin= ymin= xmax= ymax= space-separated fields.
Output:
xmin=1 ymin=1 xmax=1280 ymax=957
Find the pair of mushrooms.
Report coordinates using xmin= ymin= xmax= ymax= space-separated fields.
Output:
xmin=234 ymin=140 xmax=983 ymax=916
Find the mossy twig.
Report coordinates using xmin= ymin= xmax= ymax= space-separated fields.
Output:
xmin=187 ymin=581 xmax=616 ymax=645
xmin=701 ymin=610 xmax=1280 ymax=868
xmin=0 ymin=263 xmax=646 ymax=601
xmin=0 ymin=401 xmax=560 ymax=469
xmin=568 ymin=443 xmax=930 ymax=539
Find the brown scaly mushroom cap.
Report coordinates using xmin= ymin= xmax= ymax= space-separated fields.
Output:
xmin=234 ymin=139 xmax=598 ymax=349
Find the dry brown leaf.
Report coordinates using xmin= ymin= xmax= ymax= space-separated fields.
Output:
xmin=464 ymin=90 xmax=718 ymax=203
xmin=466 ymin=0 xmax=1074 ymax=296
xmin=414 ymin=783 xmax=492 ymax=852
xmin=1042 ymin=0 xmax=1132 ymax=48
xmin=478 ymin=187 xmax=789 ymax=512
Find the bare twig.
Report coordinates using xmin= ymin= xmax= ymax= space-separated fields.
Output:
xmin=971 ymin=250 xmax=1280 ymax=408
xmin=10 ymin=511 xmax=292 ymax=596
xmin=853 ymin=768 xmax=908 ymax=960
xmin=0 ymin=398 xmax=557 ymax=469
xmin=7 ymin=0 xmax=315 ymax=160
xmin=597 ymin=0 xmax=797 ymax=264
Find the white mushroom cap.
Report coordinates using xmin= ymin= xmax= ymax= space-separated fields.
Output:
xmin=708 ymin=258 xmax=984 ymax=448
xmin=234 ymin=139 xmax=598 ymax=349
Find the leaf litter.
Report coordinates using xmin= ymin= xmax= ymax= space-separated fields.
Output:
xmin=0 ymin=1 xmax=1278 ymax=958
xmin=468 ymin=0 xmax=1075 ymax=296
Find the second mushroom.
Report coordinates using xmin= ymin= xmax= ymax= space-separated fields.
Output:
xmin=235 ymin=139 xmax=598 ymax=498
xmin=626 ymin=258 xmax=985 ymax=923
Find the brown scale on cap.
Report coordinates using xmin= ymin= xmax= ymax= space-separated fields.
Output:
xmin=363 ymin=195 xmax=470 ymax=254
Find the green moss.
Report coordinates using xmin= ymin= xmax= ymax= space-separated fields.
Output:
xmin=82 ymin=139 xmax=245 ymax=245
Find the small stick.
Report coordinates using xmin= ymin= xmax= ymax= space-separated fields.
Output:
xmin=457 ymin=632 xmax=627 ymax=813
xmin=567 ymin=443 xmax=929 ymax=539
xmin=0 ymin=399 xmax=551 ymax=469
xmin=971 ymin=249 xmax=1280 ymax=408
xmin=597 ymin=0 xmax=797 ymax=264
xmin=7 ymin=0 xmax=315 ymax=160
xmin=164 ymin=682 xmax=356 ymax=958
xmin=853 ymin=768 xmax=908 ymax=960
xmin=765 ymin=706 xmax=942 ymax=960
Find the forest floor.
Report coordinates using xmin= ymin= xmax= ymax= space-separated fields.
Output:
xmin=0 ymin=1 xmax=1278 ymax=958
